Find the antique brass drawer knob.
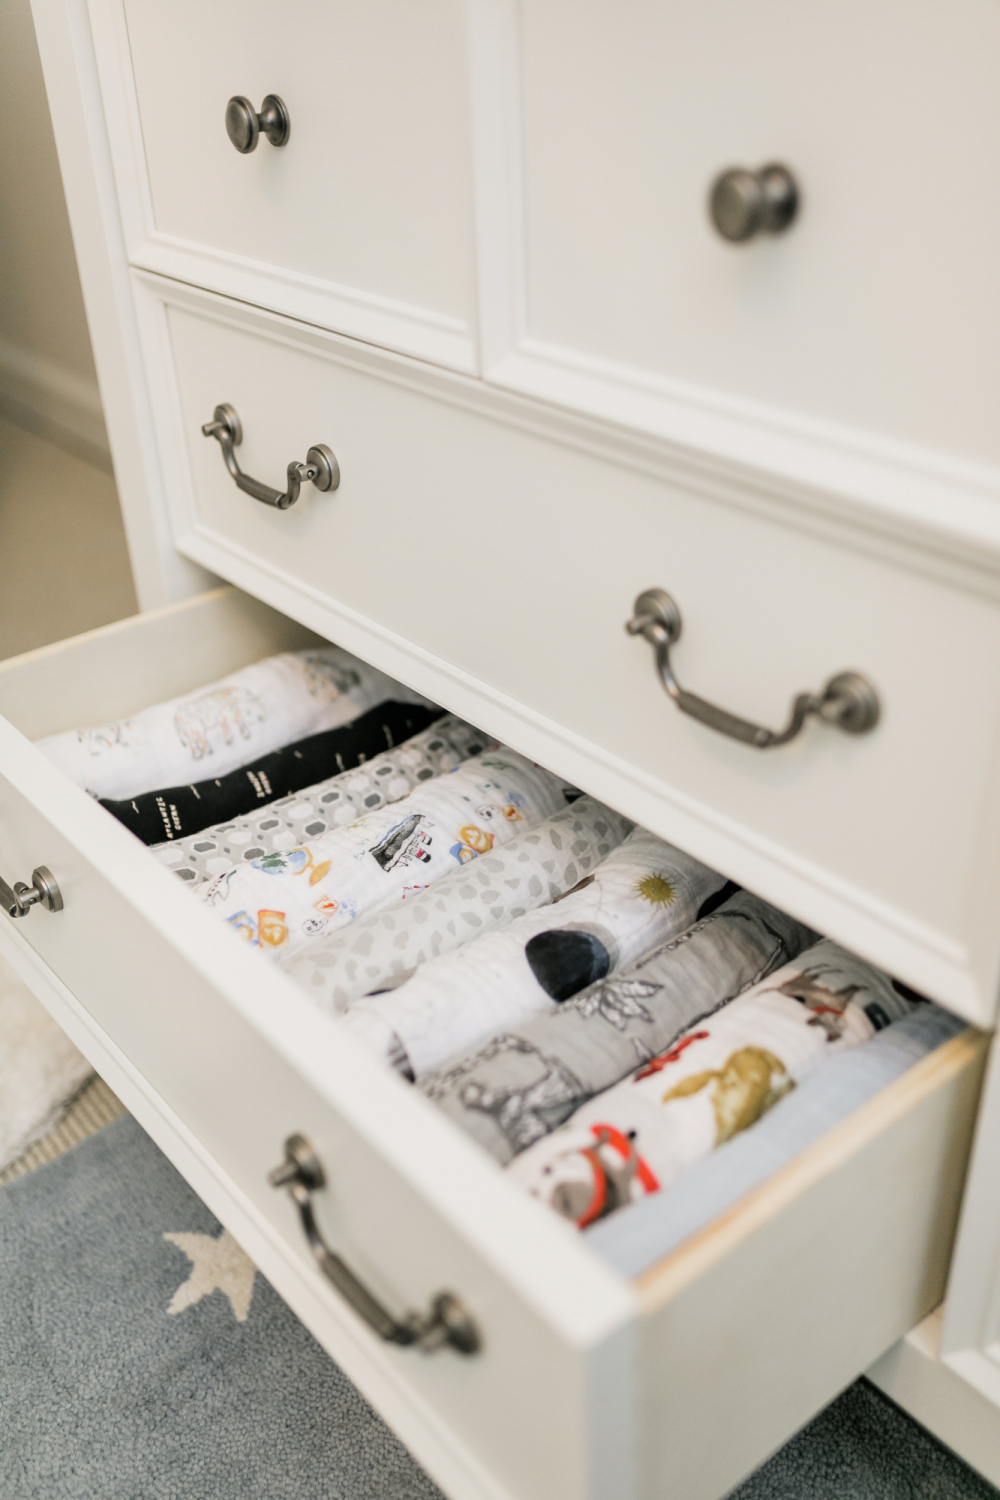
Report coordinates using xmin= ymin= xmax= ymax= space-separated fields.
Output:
xmin=709 ymin=163 xmax=798 ymax=243
xmin=202 ymin=404 xmax=339 ymax=511
xmin=269 ymin=1133 xmax=481 ymax=1356
xmin=1 ymin=864 xmax=63 ymax=920
xmin=225 ymin=94 xmax=290 ymax=154
xmin=626 ymin=588 xmax=880 ymax=749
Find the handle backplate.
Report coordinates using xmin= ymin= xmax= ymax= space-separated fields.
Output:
xmin=627 ymin=588 xmax=880 ymax=749
xmin=269 ymin=1133 xmax=480 ymax=1356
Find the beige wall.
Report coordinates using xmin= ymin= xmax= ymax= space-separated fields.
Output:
xmin=0 ymin=0 xmax=107 ymax=452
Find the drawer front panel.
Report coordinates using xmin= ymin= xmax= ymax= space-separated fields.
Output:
xmin=0 ymin=591 xmax=988 ymax=1500
xmin=116 ymin=0 xmax=477 ymax=367
xmin=515 ymin=0 xmax=1000 ymax=470
xmin=150 ymin=282 xmax=1000 ymax=1025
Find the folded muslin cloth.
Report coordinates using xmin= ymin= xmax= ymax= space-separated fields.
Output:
xmin=585 ymin=1003 xmax=964 ymax=1276
xmin=506 ymin=940 xmax=919 ymax=1229
xmin=38 ymin=646 xmax=429 ymax=801
xmin=152 ymin=715 xmax=490 ymax=887
xmin=339 ymin=827 xmax=727 ymax=1079
xmin=420 ymin=890 xmax=817 ymax=1163
xmin=197 ymin=749 xmax=578 ymax=958
xmin=283 ymin=794 xmax=634 ymax=1015
xmin=100 ymin=701 xmax=446 ymax=846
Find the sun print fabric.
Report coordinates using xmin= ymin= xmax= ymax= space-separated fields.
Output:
xmin=505 ymin=940 xmax=919 ymax=1229
xmin=151 ymin=715 xmax=490 ymax=887
xmin=420 ymin=891 xmax=817 ymax=1164
xmin=282 ymin=795 xmax=635 ymax=1015
xmin=338 ymin=827 xmax=727 ymax=1079
xmin=99 ymin=701 xmax=446 ymax=846
xmin=38 ymin=646 xmax=430 ymax=801
xmin=196 ymin=749 xmax=578 ymax=959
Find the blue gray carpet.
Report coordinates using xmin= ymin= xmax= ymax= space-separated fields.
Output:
xmin=0 ymin=1114 xmax=995 ymax=1500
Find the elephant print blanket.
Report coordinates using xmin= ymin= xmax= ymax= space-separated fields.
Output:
xmin=338 ymin=827 xmax=727 ymax=1079
xmin=38 ymin=646 xmax=429 ymax=801
xmin=196 ymin=749 xmax=578 ymax=959
xmin=506 ymin=940 xmax=918 ymax=1229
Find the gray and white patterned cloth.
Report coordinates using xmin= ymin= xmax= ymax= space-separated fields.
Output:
xmin=152 ymin=716 xmax=490 ymax=888
xmin=37 ymin=646 xmax=430 ymax=802
xmin=338 ymin=827 xmax=727 ymax=1079
xmin=420 ymin=890 xmax=817 ymax=1163
xmin=282 ymin=795 xmax=634 ymax=1015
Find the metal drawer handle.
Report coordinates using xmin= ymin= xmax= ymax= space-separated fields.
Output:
xmin=202 ymin=404 xmax=339 ymax=511
xmin=626 ymin=588 xmax=880 ymax=749
xmin=225 ymin=94 xmax=289 ymax=153
xmin=269 ymin=1133 xmax=480 ymax=1356
xmin=1 ymin=865 xmax=63 ymax=920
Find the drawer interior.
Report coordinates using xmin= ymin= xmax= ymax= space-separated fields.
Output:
xmin=0 ymin=584 xmax=988 ymax=1500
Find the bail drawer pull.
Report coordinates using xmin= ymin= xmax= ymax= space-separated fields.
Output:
xmin=202 ymin=404 xmax=339 ymax=511
xmin=626 ymin=588 xmax=880 ymax=749
xmin=269 ymin=1133 xmax=480 ymax=1356
xmin=1 ymin=864 xmax=63 ymax=920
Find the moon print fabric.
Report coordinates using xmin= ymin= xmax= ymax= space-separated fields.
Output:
xmin=338 ymin=827 xmax=727 ymax=1079
xmin=151 ymin=715 xmax=490 ymax=888
xmin=196 ymin=749 xmax=578 ymax=959
xmin=419 ymin=890 xmax=817 ymax=1164
xmin=282 ymin=796 xmax=635 ymax=1014
xmin=506 ymin=940 xmax=919 ymax=1229
xmin=38 ymin=646 xmax=430 ymax=801
xmin=99 ymin=701 xmax=447 ymax=846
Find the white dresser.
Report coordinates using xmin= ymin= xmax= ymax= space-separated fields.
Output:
xmin=8 ymin=2 xmax=1000 ymax=1494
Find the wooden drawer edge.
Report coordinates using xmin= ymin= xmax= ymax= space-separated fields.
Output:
xmin=636 ymin=1027 xmax=989 ymax=1312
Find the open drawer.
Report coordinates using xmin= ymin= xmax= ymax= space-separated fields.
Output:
xmin=0 ymin=586 xmax=988 ymax=1500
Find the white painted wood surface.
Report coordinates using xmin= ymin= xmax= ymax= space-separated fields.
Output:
xmin=130 ymin=273 xmax=1000 ymax=1027
xmin=0 ymin=592 xmax=987 ymax=1500
xmin=468 ymin=0 xmax=1000 ymax=548
xmin=88 ymin=0 xmax=478 ymax=372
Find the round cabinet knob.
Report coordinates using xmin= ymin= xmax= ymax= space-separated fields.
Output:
xmin=709 ymin=163 xmax=798 ymax=243
xmin=225 ymin=94 xmax=290 ymax=154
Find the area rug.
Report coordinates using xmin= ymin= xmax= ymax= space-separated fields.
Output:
xmin=0 ymin=1115 xmax=995 ymax=1500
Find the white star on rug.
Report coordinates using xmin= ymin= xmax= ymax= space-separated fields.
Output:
xmin=163 ymin=1229 xmax=257 ymax=1323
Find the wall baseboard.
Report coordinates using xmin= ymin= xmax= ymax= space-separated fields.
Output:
xmin=0 ymin=337 xmax=111 ymax=468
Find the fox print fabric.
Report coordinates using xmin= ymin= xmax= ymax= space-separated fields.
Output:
xmin=420 ymin=891 xmax=817 ymax=1164
xmin=283 ymin=796 xmax=634 ymax=1014
xmin=99 ymin=701 xmax=446 ymax=846
xmin=338 ymin=827 xmax=727 ymax=1079
xmin=151 ymin=716 xmax=489 ymax=887
xmin=38 ymin=647 xmax=429 ymax=801
xmin=196 ymin=750 xmax=577 ymax=960
xmin=506 ymin=940 xmax=918 ymax=1229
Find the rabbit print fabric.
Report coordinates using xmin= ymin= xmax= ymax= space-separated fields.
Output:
xmin=152 ymin=716 xmax=490 ymax=887
xmin=507 ymin=940 xmax=918 ymax=1229
xmin=420 ymin=891 xmax=817 ymax=1164
xmin=197 ymin=750 xmax=578 ymax=960
xmin=339 ymin=827 xmax=727 ymax=1079
xmin=282 ymin=795 xmax=634 ymax=1015
xmin=38 ymin=647 xmax=429 ymax=801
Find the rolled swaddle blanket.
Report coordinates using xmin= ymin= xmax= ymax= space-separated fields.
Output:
xmin=507 ymin=939 xmax=919 ymax=1229
xmin=283 ymin=794 xmax=634 ymax=1014
xmin=38 ymin=645 xmax=429 ymax=801
xmin=197 ymin=748 xmax=578 ymax=958
xmin=420 ymin=890 xmax=817 ymax=1163
xmin=152 ymin=714 xmax=489 ymax=887
xmin=339 ymin=827 xmax=727 ymax=1078
xmin=585 ymin=1002 xmax=963 ymax=1276
xmin=100 ymin=700 xmax=447 ymax=846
